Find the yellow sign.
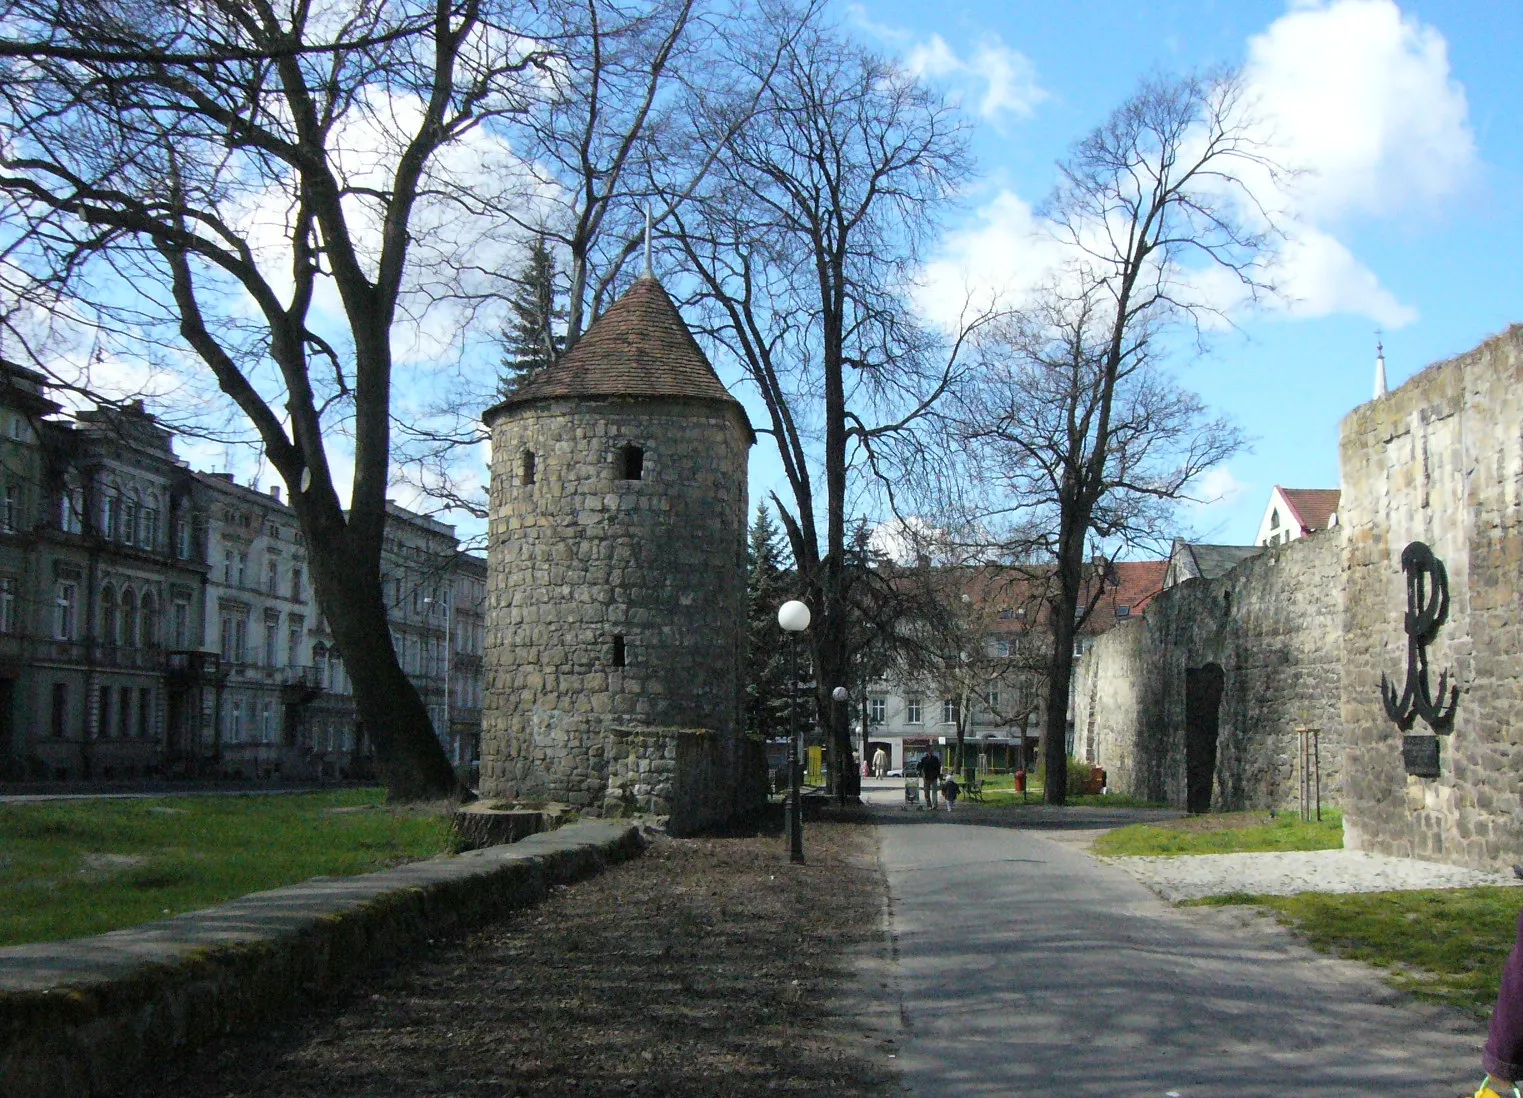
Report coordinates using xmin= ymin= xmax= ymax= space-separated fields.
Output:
xmin=806 ymin=745 xmax=824 ymax=785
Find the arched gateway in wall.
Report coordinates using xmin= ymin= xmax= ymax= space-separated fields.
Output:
xmin=479 ymin=276 xmax=764 ymax=833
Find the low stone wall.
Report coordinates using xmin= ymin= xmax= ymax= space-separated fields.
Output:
xmin=0 ymin=820 xmax=644 ymax=1098
xmin=1074 ymin=530 xmax=1344 ymax=812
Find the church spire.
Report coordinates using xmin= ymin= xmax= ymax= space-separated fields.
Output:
xmin=1374 ymin=333 xmax=1387 ymax=399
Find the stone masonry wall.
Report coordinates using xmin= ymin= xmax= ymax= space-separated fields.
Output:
xmin=1074 ymin=530 xmax=1344 ymax=813
xmin=1339 ymin=326 xmax=1523 ymax=870
xmin=482 ymin=396 xmax=759 ymax=833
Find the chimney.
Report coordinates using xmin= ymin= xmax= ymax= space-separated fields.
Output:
xmin=270 ymin=485 xmax=282 ymax=503
xmin=1374 ymin=339 xmax=1387 ymax=399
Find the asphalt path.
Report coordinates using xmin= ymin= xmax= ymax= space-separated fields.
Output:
xmin=858 ymin=780 xmax=1485 ymax=1098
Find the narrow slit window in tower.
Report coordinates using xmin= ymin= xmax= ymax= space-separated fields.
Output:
xmin=520 ymin=450 xmax=536 ymax=486
xmin=612 ymin=634 xmax=626 ymax=668
xmin=617 ymin=444 xmax=644 ymax=481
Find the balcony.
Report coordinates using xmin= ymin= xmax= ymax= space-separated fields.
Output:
xmin=166 ymin=650 xmax=224 ymax=684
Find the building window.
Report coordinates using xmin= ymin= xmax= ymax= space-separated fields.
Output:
xmin=869 ymin=697 xmax=885 ymax=723
xmin=985 ymin=689 xmax=1000 ymax=714
xmin=101 ymin=585 xmax=119 ymax=646
xmin=140 ymin=595 xmax=157 ymax=648
xmin=172 ymin=600 xmax=190 ymax=649
xmin=941 ymin=698 xmax=956 ymax=724
xmin=288 ymin=615 xmax=304 ymax=667
xmin=616 ymin=444 xmax=644 ymax=481
xmin=117 ymin=685 xmax=132 ymax=737
xmin=612 ymin=634 xmax=626 ymax=668
xmin=0 ymin=578 xmax=14 ymax=634
xmin=263 ymin=611 xmax=279 ymax=666
xmin=291 ymin=565 xmax=303 ymax=601
xmin=266 ymin=558 xmax=278 ymax=595
xmin=224 ymin=551 xmax=234 ymax=584
xmin=1270 ymin=508 xmax=1280 ymax=529
xmin=61 ymin=486 xmax=83 ymax=534
xmin=137 ymin=687 xmax=152 ymax=738
xmin=261 ymin=699 xmax=274 ymax=743
xmin=1 ymin=484 xmax=17 ymax=532
xmin=997 ymin=640 xmax=1011 ymax=657
xmin=1115 ymin=604 xmax=1131 ymax=618
xmin=141 ymin=507 xmax=158 ymax=550
xmin=906 ymin=697 xmax=922 ymax=725
xmin=122 ymin=499 xmax=137 ymax=544
xmin=55 ymin=582 xmax=77 ymax=640
xmin=121 ymin=588 xmax=138 ymax=646
xmin=520 ymin=450 xmax=536 ymax=486
xmin=50 ymin=682 xmax=66 ymax=738
xmin=102 ymin=493 xmax=117 ymax=540
xmin=175 ymin=518 xmax=190 ymax=558
xmin=98 ymin=684 xmax=113 ymax=738
xmin=997 ymin=608 xmax=1013 ymax=620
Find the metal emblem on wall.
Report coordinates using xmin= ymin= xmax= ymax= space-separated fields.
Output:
xmin=1379 ymin=542 xmax=1457 ymax=777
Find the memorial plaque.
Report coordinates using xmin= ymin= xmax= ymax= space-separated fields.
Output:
xmin=1402 ymin=734 xmax=1441 ymax=778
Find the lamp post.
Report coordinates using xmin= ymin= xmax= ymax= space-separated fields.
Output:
xmin=778 ymin=599 xmax=810 ymax=864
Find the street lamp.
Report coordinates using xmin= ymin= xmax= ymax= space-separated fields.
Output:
xmin=778 ymin=599 xmax=810 ymax=864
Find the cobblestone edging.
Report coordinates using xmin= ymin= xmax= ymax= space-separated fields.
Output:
xmin=0 ymin=820 xmax=645 ymax=1098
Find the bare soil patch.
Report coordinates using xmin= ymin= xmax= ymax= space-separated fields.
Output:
xmin=118 ymin=815 xmax=897 ymax=1098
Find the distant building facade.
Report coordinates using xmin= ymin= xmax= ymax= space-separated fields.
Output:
xmin=865 ymin=560 xmax=1168 ymax=774
xmin=0 ymin=361 xmax=484 ymax=783
xmin=1254 ymin=486 xmax=1341 ymax=547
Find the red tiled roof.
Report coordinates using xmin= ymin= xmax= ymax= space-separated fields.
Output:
xmin=484 ymin=276 xmax=744 ymax=422
xmin=1279 ymin=488 xmax=1341 ymax=534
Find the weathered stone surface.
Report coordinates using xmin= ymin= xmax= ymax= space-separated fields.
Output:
xmin=1074 ymin=528 xmax=1344 ymax=813
xmin=1338 ymin=325 xmax=1523 ymax=870
xmin=1077 ymin=325 xmax=1523 ymax=873
xmin=481 ymin=387 xmax=766 ymax=833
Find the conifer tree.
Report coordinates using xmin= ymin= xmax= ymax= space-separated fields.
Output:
xmin=746 ymin=503 xmax=794 ymax=741
xmin=500 ymin=234 xmax=566 ymax=394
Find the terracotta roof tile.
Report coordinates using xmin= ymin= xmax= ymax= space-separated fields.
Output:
xmin=1279 ymin=487 xmax=1342 ymax=534
xmin=484 ymin=277 xmax=744 ymax=421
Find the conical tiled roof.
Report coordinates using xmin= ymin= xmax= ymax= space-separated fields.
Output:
xmin=484 ymin=277 xmax=745 ymax=422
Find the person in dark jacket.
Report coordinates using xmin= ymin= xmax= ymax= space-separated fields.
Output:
xmin=918 ymin=751 xmax=942 ymax=810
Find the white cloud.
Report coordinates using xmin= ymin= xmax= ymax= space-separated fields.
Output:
xmin=905 ymin=34 xmax=1046 ymax=124
xmin=1243 ymin=0 xmax=1476 ymax=222
xmin=1190 ymin=466 xmax=1249 ymax=509
xmin=918 ymin=0 xmax=1472 ymax=333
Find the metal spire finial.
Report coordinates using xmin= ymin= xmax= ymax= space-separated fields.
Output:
xmin=1374 ymin=329 xmax=1387 ymax=399
xmin=643 ymin=206 xmax=652 ymax=278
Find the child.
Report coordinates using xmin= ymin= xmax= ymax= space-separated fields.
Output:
xmin=941 ymin=775 xmax=960 ymax=813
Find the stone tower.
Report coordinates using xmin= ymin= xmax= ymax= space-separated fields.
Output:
xmin=480 ymin=276 xmax=761 ymax=831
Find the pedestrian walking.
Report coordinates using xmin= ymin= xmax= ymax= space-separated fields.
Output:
xmin=1475 ymin=903 xmax=1523 ymax=1097
xmin=872 ymin=746 xmax=889 ymax=779
xmin=941 ymin=775 xmax=960 ymax=813
xmin=918 ymin=750 xmax=942 ymax=810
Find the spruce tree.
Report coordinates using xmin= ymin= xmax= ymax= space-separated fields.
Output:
xmin=745 ymin=503 xmax=794 ymax=741
xmin=499 ymin=233 xmax=565 ymax=395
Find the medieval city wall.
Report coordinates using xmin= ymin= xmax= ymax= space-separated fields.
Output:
xmin=1075 ymin=529 xmax=1344 ymax=813
xmin=1339 ymin=325 xmax=1523 ymax=869
xmin=481 ymin=395 xmax=760 ymax=834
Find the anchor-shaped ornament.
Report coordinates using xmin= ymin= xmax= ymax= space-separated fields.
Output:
xmin=1379 ymin=541 xmax=1458 ymax=732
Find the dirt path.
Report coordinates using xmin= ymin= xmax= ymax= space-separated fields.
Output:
xmin=118 ymin=816 xmax=897 ymax=1098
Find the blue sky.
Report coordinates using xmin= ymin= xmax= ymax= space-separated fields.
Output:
xmin=745 ymin=0 xmax=1523 ymax=551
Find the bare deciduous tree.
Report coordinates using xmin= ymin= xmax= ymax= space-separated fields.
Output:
xmin=670 ymin=26 xmax=998 ymax=795
xmin=953 ymin=69 xmax=1275 ymax=803
xmin=0 ymin=0 xmax=566 ymax=799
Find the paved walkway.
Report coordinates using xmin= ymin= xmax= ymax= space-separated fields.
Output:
xmin=857 ymin=780 xmax=1489 ymax=1097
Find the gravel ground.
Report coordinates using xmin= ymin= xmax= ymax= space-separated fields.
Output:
xmin=116 ymin=813 xmax=896 ymax=1098
xmin=1100 ymin=847 xmax=1523 ymax=902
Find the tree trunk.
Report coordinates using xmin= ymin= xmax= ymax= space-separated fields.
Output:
xmin=306 ymin=536 xmax=462 ymax=803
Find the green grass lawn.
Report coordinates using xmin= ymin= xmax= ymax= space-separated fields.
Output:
xmin=0 ymin=789 xmax=455 ymax=947
xmin=1091 ymin=809 xmax=1344 ymax=856
xmin=1189 ymin=886 xmax=1520 ymax=1016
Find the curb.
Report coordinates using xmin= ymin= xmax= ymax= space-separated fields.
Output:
xmin=0 ymin=819 xmax=645 ymax=1098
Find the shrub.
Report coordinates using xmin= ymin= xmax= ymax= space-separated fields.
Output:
xmin=1034 ymin=755 xmax=1098 ymax=794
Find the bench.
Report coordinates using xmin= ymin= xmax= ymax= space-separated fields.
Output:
xmin=963 ymin=778 xmax=985 ymax=803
